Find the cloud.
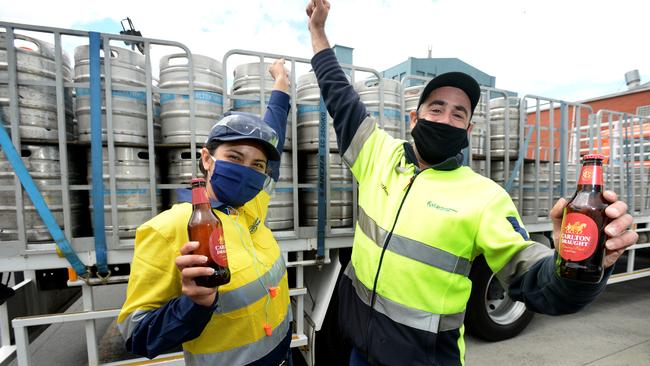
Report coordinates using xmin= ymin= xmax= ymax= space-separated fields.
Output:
xmin=3 ymin=0 xmax=649 ymax=101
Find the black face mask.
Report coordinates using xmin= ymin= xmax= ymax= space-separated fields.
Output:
xmin=411 ymin=119 xmax=469 ymax=166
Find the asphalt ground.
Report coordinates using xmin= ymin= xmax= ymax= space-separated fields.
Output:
xmin=465 ymin=276 xmax=650 ymax=366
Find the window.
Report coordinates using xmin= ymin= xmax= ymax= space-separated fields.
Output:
xmin=636 ymin=105 xmax=650 ymax=117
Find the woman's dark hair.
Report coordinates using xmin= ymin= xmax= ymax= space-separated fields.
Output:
xmin=198 ymin=140 xmax=222 ymax=177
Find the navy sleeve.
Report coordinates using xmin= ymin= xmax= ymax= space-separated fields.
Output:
xmin=263 ymin=90 xmax=290 ymax=181
xmin=311 ymin=48 xmax=368 ymax=155
xmin=125 ymin=295 xmax=217 ymax=358
xmin=508 ymin=253 xmax=613 ymax=315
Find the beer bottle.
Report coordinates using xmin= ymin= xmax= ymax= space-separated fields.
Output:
xmin=556 ymin=154 xmax=610 ymax=283
xmin=188 ymin=178 xmax=230 ymax=287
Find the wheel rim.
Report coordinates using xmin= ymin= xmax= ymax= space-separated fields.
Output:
xmin=483 ymin=273 xmax=527 ymax=325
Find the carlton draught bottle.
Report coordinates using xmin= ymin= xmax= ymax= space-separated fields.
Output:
xmin=188 ymin=178 xmax=231 ymax=287
xmin=556 ymin=154 xmax=610 ymax=283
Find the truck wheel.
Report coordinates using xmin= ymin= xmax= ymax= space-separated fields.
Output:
xmin=465 ymin=256 xmax=534 ymax=341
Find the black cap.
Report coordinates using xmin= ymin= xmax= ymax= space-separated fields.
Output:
xmin=206 ymin=111 xmax=281 ymax=161
xmin=417 ymin=72 xmax=481 ymax=118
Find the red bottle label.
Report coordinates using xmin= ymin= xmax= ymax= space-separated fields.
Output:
xmin=209 ymin=227 xmax=229 ymax=267
xmin=578 ymin=165 xmax=603 ymax=186
xmin=192 ymin=188 xmax=209 ymax=205
xmin=559 ymin=213 xmax=599 ymax=261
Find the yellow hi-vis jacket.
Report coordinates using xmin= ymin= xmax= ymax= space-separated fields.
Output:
xmin=118 ymin=190 xmax=291 ymax=365
xmin=338 ymin=119 xmax=549 ymax=366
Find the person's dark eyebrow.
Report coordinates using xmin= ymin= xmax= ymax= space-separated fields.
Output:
xmin=427 ymin=99 xmax=446 ymax=108
xmin=453 ymin=104 xmax=469 ymax=117
xmin=427 ymin=99 xmax=468 ymax=117
xmin=224 ymin=148 xmax=244 ymax=158
xmin=225 ymin=146 xmax=267 ymax=166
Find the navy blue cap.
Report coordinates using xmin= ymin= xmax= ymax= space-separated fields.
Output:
xmin=417 ymin=72 xmax=481 ymax=118
xmin=206 ymin=111 xmax=281 ymax=161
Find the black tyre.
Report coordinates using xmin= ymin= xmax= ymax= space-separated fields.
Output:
xmin=465 ymin=256 xmax=534 ymax=341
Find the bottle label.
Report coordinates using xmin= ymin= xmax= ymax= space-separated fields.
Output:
xmin=559 ymin=212 xmax=600 ymax=261
xmin=191 ymin=187 xmax=209 ymax=205
xmin=578 ymin=165 xmax=603 ymax=186
xmin=209 ymin=227 xmax=229 ymax=267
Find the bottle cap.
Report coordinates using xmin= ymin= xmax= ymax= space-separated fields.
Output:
xmin=190 ymin=178 xmax=206 ymax=185
xmin=583 ymin=154 xmax=606 ymax=161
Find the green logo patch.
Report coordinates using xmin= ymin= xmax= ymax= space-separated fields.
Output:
xmin=427 ymin=201 xmax=458 ymax=213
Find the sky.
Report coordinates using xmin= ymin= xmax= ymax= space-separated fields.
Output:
xmin=2 ymin=0 xmax=649 ymax=102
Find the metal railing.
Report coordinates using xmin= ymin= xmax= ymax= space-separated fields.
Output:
xmin=0 ymin=21 xmax=195 ymax=266
xmin=0 ymin=23 xmax=377 ymax=366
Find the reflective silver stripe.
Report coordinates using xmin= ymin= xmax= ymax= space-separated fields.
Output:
xmin=184 ymin=304 xmax=292 ymax=366
xmin=496 ymin=242 xmax=554 ymax=287
xmin=217 ymin=254 xmax=286 ymax=313
xmin=117 ymin=309 xmax=152 ymax=341
xmin=263 ymin=175 xmax=275 ymax=195
xmin=357 ymin=206 xmax=472 ymax=276
xmin=342 ymin=116 xmax=377 ymax=167
xmin=344 ymin=264 xmax=464 ymax=333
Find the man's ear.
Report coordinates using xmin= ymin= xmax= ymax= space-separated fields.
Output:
xmin=467 ymin=123 xmax=474 ymax=134
xmin=409 ymin=110 xmax=418 ymax=131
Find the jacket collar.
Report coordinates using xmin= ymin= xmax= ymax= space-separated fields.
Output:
xmin=403 ymin=142 xmax=463 ymax=172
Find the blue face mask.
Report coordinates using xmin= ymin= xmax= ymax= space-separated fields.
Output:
xmin=210 ymin=159 xmax=268 ymax=207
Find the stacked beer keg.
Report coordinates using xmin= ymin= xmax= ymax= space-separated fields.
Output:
xmin=296 ymin=71 xmax=353 ymax=229
xmin=75 ymin=45 xmax=160 ymax=239
xmin=229 ymin=62 xmax=296 ymax=230
xmin=0 ymin=34 xmax=82 ymax=242
xmin=158 ymin=53 xmax=224 ymax=206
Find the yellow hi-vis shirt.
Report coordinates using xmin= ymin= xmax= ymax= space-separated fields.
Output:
xmin=118 ymin=190 xmax=291 ymax=365
xmin=337 ymin=117 xmax=550 ymax=365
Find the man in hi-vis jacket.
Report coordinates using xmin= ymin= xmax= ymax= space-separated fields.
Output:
xmin=305 ymin=1 xmax=638 ymax=365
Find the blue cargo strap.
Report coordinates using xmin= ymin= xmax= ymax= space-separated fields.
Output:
xmin=89 ymin=32 xmax=109 ymax=278
xmin=505 ymin=126 xmax=535 ymax=192
xmin=316 ymin=97 xmax=327 ymax=260
xmin=0 ymin=119 xmax=88 ymax=278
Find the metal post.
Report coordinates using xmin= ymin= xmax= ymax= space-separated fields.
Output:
xmin=0 ymin=302 xmax=10 ymax=348
xmin=639 ymin=117 xmax=647 ymax=212
xmin=54 ymin=32 xmax=73 ymax=241
xmin=259 ymin=58 xmax=266 ymax=116
xmin=623 ymin=114 xmax=633 ymax=208
xmin=187 ymin=51 xmax=196 ymax=178
xmin=399 ymin=82 xmax=406 ymax=140
xmin=144 ymin=40 xmax=158 ymax=218
xmin=295 ymin=251 xmax=304 ymax=343
xmin=560 ymin=103 xmax=568 ymax=198
xmin=82 ymin=284 xmax=99 ymax=366
xmin=14 ymin=324 xmax=29 ymax=366
xmin=289 ymin=60 xmax=300 ymax=235
xmin=102 ymin=37 xmax=119 ymax=246
xmin=534 ymin=128 xmax=541 ymax=219
xmin=5 ymin=28 xmax=27 ymax=245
